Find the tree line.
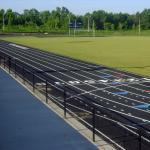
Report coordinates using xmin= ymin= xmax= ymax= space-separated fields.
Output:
xmin=0 ymin=7 xmax=150 ymax=32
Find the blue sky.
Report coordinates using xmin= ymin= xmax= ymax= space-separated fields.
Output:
xmin=1 ymin=0 xmax=150 ymax=14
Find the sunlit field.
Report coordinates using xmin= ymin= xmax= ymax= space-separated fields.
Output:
xmin=1 ymin=36 xmax=150 ymax=76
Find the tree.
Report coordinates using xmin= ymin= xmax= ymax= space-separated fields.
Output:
xmin=92 ymin=10 xmax=106 ymax=30
xmin=5 ymin=9 xmax=14 ymax=30
xmin=1 ymin=7 xmax=150 ymax=32
xmin=40 ymin=11 xmax=50 ymax=25
xmin=0 ymin=9 xmax=5 ymax=29
xmin=141 ymin=9 xmax=150 ymax=29
xmin=104 ymin=22 xmax=113 ymax=30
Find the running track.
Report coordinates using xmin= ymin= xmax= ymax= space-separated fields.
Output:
xmin=0 ymin=40 xmax=150 ymax=131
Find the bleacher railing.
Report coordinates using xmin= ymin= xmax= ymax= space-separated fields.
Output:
xmin=0 ymin=52 xmax=150 ymax=150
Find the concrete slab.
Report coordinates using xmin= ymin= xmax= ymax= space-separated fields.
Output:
xmin=0 ymin=69 xmax=98 ymax=150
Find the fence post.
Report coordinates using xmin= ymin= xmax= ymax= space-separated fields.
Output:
xmin=32 ymin=72 xmax=35 ymax=92
xmin=22 ymin=67 xmax=25 ymax=84
xmin=14 ymin=59 xmax=17 ymax=78
xmin=138 ymin=129 xmax=142 ymax=150
xmin=4 ymin=56 xmax=5 ymax=68
xmin=45 ymin=80 xmax=48 ymax=103
xmin=0 ymin=56 xmax=3 ymax=66
xmin=64 ymin=85 xmax=67 ymax=118
xmin=8 ymin=57 xmax=11 ymax=73
xmin=92 ymin=107 xmax=96 ymax=142
xmin=0 ymin=56 xmax=1 ymax=66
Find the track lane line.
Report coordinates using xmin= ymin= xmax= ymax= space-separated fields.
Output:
xmin=1 ymin=44 xmax=149 ymax=101
xmin=1 ymin=46 xmax=150 ymax=123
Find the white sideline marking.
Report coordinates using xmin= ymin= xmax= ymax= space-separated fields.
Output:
xmin=9 ymin=43 xmax=29 ymax=50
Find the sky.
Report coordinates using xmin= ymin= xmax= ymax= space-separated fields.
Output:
xmin=1 ymin=0 xmax=150 ymax=15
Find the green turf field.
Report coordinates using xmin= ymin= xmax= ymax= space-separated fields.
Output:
xmin=0 ymin=36 xmax=150 ymax=76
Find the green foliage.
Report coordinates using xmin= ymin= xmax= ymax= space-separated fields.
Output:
xmin=1 ymin=7 xmax=150 ymax=32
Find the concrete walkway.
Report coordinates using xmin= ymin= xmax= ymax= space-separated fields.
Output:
xmin=0 ymin=68 xmax=98 ymax=150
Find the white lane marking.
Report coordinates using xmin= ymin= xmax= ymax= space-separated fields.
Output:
xmin=17 ymin=40 xmax=149 ymax=91
xmin=60 ymin=71 xmax=150 ymax=103
xmin=1 ymin=48 xmax=149 ymax=124
xmin=3 ymin=44 xmax=150 ymax=102
xmin=32 ymin=45 xmax=149 ymax=88
xmin=1 ymin=46 xmax=149 ymax=113
xmin=1 ymin=47 xmax=150 ymax=122
xmin=11 ymin=45 xmax=150 ymax=99
xmin=0 ymin=45 xmax=146 ymax=108
xmin=2 ymin=50 xmax=150 ymax=123
xmin=102 ymin=69 xmax=150 ymax=87
xmin=9 ymin=43 xmax=29 ymax=50
xmin=94 ymin=102 xmax=150 ymax=123
xmin=9 ymin=42 xmax=149 ymax=96
xmin=6 ymin=42 xmax=150 ymax=89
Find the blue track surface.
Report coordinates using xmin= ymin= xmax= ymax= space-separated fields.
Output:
xmin=0 ymin=69 xmax=98 ymax=150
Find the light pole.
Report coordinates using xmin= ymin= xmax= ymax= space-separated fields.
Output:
xmin=138 ymin=15 xmax=141 ymax=35
xmin=92 ymin=20 xmax=95 ymax=37
xmin=88 ymin=15 xmax=90 ymax=32
xmin=74 ymin=19 xmax=76 ymax=37
xmin=68 ymin=14 xmax=71 ymax=36
xmin=2 ymin=11 xmax=5 ymax=32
